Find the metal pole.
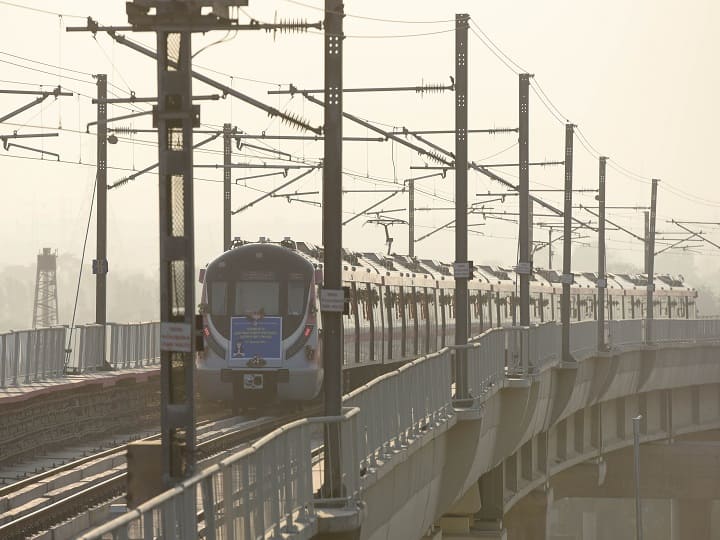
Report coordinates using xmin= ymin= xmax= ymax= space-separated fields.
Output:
xmin=645 ymin=180 xmax=658 ymax=344
xmin=155 ymin=26 xmax=196 ymax=484
xmin=95 ymin=74 xmax=108 ymax=368
xmin=632 ymin=414 xmax=643 ymax=540
xmin=408 ymin=178 xmax=415 ymax=257
xmin=644 ymin=211 xmax=649 ymax=273
xmin=548 ymin=227 xmax=552 ymax=269
xmin=223 ymin=123 xmax=232 ymax=250
xmin=561 ymin=124 xmax=575 ymax=363
xmin=454 ymin=13 xmax=470 ymax=400
xmin=518 ymin=73 xmax=531 ymax=327
xmin=597 ymin=157 xmax=607 ymax=350
xmin=322 ymin=0 xmax=344 ymax=497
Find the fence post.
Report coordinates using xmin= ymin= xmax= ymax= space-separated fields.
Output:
xmin=23 ymin=331 xmax=32 ymax=384
xmin=12 ymin=332 xmax=19 ymax=386
xmin=0 ymin=333 xmax=6 ymax=388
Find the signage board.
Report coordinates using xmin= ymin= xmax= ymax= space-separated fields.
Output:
xmin=515 ymin=261 xmax=532 ymax=275
xmin=230 ymin=316 xmax=282 ymax=361
xmin=320 ymin=288 xmax=345 ymax=313
xmin=160 ymin=322 xmax=192 ymax=352
xmin=453 ymin=261 xmax=471 ymax=279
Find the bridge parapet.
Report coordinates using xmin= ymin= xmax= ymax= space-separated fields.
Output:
xmin=78 ymin=318 xmax=720 ymax=539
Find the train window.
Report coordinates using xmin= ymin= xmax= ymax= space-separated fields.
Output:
xmin=235 ymin=281 xmax=280 ymax=316
xmin=288 ymin=280 xmax=306 ymax=315
xmin=209 ymin=282 xmax=228 ymax=315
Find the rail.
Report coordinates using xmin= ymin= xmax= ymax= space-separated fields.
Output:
xmin=0 ymin=322 xmax=159 ymax=386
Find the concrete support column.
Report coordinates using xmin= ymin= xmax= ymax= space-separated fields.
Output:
xmin=671 ymin=498 xmax=712 ymax=540
xmin=475 ymin=464 xmax=505 ymax=533
xmin=439 ymin=484 xmax=482 ymax=536
xmin=504 ymin=487 xmax=553 ymax=540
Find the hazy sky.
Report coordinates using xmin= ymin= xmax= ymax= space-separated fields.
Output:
xmin=1 ymin=1 xmax=718 ymax=287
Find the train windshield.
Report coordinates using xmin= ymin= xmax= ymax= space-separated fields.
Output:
xmin=235 ymin=281 xmax=280 ymax=315
xmin=206 ymin=266 xmax=311 ymax=340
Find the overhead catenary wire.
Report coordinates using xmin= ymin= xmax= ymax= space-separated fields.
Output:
xmin=0 ymin=1 xmax=86 ymax=20
xmin=283 ymin=0 xmax=455 ymax=24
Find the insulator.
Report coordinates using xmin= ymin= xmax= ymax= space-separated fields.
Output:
xmin=113 ymin=125 xmax=136 ymax=135
xmin=108 ymin=177 xmax=130 ymax=190
xmin=273 ymin=110 xmax=321 ymax=134
xmin=426 ymin=151 xmax=448 ymax=166
xmin=417 ymin=83 xmax=449 ymax=95
xmin=275 ymin=18 xmax=311 ymax=33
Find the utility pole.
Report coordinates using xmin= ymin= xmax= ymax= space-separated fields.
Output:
xmin=518 ymin=73 xmax=532 ymax=327
xmin=223 ymin=123 xmax=232 ymax=250
xmin=408 ymin=178 xmax=415 ymax=257
xmin=70 ymin=1 xmax=312 ymax=491
xmin=644 ymin=211 xmax=649 ymax=273
xmin=153 ymin=19 xmax=197 ymax=484
xmin=645 ymin=179 xmax=658 ymax=343
xmin=94 ymin=74 xmax=108 ymax=363
xmin=561 ymin=124 xmax=575 ymax=363
xmin=597 ymin=156 xmax=607 ymax=351
xmin=321 ymin=0 xmax=344 ymax=497
xmin=454 ymin=13 xmax=470 ymax=401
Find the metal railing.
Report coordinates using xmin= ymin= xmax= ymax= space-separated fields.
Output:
xmin=344 ymin=348 xmax=453 ymax=473
xmin=79 ymin=409 xmax=360 ymax=540
xmin=607 ymin=318 xmax=643 ymax=347
xmin=468 ymin=328 xmax=505 ymax=396
xmin=109 ymin=322 xmax=160 ymax=368
xmin=652 ymin=318 xmax=720 ymax=343
xmin=66 ymin=324 xmax=106 ymax=372
xmin=0 ymin=326 xmax=65 ymax=387
xmin=0 ymin=322 xmax=160 ymax=386
xmin=77 ymin=318 xmax=720 ymax=539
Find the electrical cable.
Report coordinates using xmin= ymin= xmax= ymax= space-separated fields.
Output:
xmin=468 ymin=26 xmax=521 ymax=76
xmin=470 ymin=20 xmax=527 ymax=74
xmin=65 ymin=172 xmax=97 ymax=369
xmin=0 ymin=1 xmax=85 ymax=20
xmin=283 ymin=0 xmax=455 ymax=24
xmin=306 ymin=27 xmax=456 ymax=39
xmin=192 ymin=31 xmax=237 ymax=59
xmin=0 ymin=58 xmax=93 ymax=86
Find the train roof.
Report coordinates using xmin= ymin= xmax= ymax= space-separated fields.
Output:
xmin=219 ymin=237 xmax=695 ymax=294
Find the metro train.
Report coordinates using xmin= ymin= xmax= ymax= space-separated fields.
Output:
xmin=196 ymin=237 xmax=698 ymax=404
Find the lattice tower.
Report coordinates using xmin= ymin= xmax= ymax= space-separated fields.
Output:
xmin=32 ymin=248 xmax=59 ymax=328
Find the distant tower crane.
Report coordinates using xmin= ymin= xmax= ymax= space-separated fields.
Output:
xmin=32 ymin=248 xmax=59 ymax=328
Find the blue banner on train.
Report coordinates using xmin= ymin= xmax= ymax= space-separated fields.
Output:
xmin=230 ymin=316 xmax=283 ymax=361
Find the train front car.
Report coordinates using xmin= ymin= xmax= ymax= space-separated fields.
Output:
xmin=197 ymin=241 xmax=322 ymax=404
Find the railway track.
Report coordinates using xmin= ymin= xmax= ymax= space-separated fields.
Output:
xmin=0 ymin=405 xmax=321 ymax=540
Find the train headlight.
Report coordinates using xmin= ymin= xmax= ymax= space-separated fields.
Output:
xmin=305 ymin=345 xmax=315 ymax=361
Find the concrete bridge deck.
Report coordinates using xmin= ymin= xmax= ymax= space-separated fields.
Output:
xmin=77 ymin=318 xmax=720 ymax=540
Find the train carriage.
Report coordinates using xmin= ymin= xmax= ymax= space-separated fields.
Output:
xmin=196 ymin=237 xmax=698 ymax=404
